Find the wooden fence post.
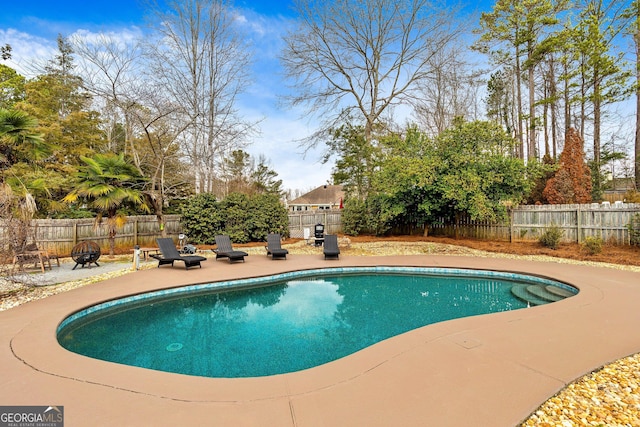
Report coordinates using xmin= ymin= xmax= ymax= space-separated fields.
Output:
xmin=509 ymin=209 xmax=514 ymax=243
xmin=576 ymin=205 xmax=582 ymax=244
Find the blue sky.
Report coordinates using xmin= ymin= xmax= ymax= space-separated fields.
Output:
xmin=0 ymin=0 xmax=485 ymax=193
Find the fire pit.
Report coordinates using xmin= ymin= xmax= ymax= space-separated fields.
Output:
xmin=71 ymin=241 xmax=101 ymax=270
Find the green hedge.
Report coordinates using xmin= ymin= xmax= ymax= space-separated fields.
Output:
xmin=180 ymin=192 xmax=289 ymax=244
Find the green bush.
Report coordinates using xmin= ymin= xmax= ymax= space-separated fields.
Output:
xmin=628 ymin=213 xmax=640 ymax=247
xmin=341 ymin=198 xmax=369 ymax=236
xmin=179 ymin=193 xmax=223 ymax=245
xmin=539 ymin=224 xmax=563 ymax=250
xmin=180 ymin=192 xmax=289 ymax=244
xmin=581 ymin=236 xmax=603 ymax=255
xmin=246 ymin=193 xmax=289 ymax=241
xmin=221 ymin=193 xmax=250 ymax=243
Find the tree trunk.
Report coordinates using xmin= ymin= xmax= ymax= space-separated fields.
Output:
xmin=528 ymin=45 xmax=536 ymax=161
xmin=549 ymin=59 xmax=558 ymax=159
xmin=515 ymin=48 xmax=525 ymax=159
xmin=564 ymin=59 xmax=571 ymax=138
xmin=636 ymin=22 xmax=640 ymax=190
xmin=593 ymin=69 xmax=601 ymax=199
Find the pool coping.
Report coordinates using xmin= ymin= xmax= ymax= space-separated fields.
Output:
xmin=2 ymin=254 xmax=639 ymax=426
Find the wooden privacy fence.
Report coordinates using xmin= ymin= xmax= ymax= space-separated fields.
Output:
xmin=0 ymin=215 xmax=183 ymax=257
xmin=429 ymin=202 xmax=640 ymax=244
xmin=3 ymin=203 xmax=638 ymax=257
xmin=288 ymin=211 xmax=343 ymax=238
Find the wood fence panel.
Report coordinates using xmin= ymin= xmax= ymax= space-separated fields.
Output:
xmin=2 ymin=203 xmax=639 ymax=257
xmin=388 ymin=203 xmax=640 ymax=244
xmin=513 ymin=203 xmax=640 ymax=244
xmin=288 ymin=211 xmax=342 ymax=238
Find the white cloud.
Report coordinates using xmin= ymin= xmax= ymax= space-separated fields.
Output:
xmin=1 ymin=29 xmax=56 ymax=77
xmin=71 ymin=27 xmax=144 ymax=46
xmin=243 ymin=107 xmax=334 ymax=191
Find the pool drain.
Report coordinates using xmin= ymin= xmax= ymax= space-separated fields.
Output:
xmin=166 ymin=343 xmax=183 ymax=352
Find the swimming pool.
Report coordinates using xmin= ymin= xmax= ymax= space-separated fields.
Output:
xmin=57 ymin=267 xmax=577 ymax=378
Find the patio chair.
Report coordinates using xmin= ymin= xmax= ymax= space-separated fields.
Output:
xmin=150 ymin=238 xmax=207 ymax=269
xmin=12 ymin=242 xmax=52 ymax=273
xmin=265 ymin=233 xmax=288 ymax=260
xmin=214 ymin=235 xmax=248 ymax=263
xmin=323 ymin=234 xmax=341 ymax=260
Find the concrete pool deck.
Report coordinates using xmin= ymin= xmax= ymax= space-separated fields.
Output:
xmin=1 ymin=254 xmax=639 ymax=426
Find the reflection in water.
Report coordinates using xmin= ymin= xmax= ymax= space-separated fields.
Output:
xmin=267 ymin=280 xmax=343 ymax=327
xmin=58 ymin=272 xmax=545 ymax=378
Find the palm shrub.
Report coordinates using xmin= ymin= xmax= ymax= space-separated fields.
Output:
xmin=539 ymin=224 xmax=563 ymax=250
xmin=63 ymin=153 xmax=148 ymax=256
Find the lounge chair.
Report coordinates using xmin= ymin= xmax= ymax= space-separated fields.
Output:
xmin=265 ymin=233 xmax=289 ymax=260
xmin=214 ymin=235 xmax=248 ymax=263
xmin=323 ymin=234 xmax=340 ymax=260
xmin=150 ymin=238 xmax=207 ymax=269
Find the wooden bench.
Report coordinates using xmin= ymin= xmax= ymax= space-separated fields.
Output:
xmin=13 ymin=250 xmax=52 ymax=273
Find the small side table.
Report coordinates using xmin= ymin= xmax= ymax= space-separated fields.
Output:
xmin=131 ymin=247 xmax=160 ymax=261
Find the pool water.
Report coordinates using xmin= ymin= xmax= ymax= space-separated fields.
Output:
xmin=57 ymin=268 xmax=575 ymax=378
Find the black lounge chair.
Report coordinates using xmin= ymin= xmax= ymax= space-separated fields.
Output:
xmin=150 ymin=238 xmax=207 ymax=269
xmin=323 ymin=234 xmax=340 ymax=260
xmin=214 ymin=235 xmax=248 ymax=263
xmin=265 ymin=233 xmax=289 ymax=260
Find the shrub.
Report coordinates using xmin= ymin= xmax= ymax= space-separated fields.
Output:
xmin=180 ymin=192 xmax=289 ymax=244
xmin=624 ymin=190 xmax=640 ymax=203
xmin=539 ymin=224 xmax=563 ymax=249
xmin=180 ymin=193 xmax=223 ymax=245
xmin=341 ymin=198 xmax=369 ymax=235
xmin=628 ymin=213 xmax=640 ymax=247
xmin=221 ymin=193 xmax=250 ymax=243
xmin=581 ymin=236 xmax=603 ymax=255
xmin=246 ymin=193 xmax=289 ymax=241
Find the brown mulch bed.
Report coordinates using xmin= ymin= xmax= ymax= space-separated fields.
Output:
xmin=343 ymin=235 xmax=640 ymax=267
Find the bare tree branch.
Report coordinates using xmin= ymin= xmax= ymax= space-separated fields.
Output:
xmin=281 ymin=0 xmax=465 ymax=146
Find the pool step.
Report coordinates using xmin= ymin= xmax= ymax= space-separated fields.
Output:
xmin=545 ymin=285 xmax=575 ymax=298
xmin=526 ymin=285 xmax=565 ymax=302
xmin=511 ymin=284 xmax=575 ymax=306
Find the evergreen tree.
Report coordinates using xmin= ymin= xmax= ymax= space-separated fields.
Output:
xmin=0 ymin=65 xmax=26 ymax=109
xmin=543 ymin=128 xmax=592 ymax=203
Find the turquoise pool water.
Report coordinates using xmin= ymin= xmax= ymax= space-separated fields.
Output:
xmin=57 ymin=267 xmax=576 ymax=378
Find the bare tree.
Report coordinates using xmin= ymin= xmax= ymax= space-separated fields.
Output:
xmin=412 ymin=47 xmax=484 ymax=137
xmin=71 ymin=33 xmax=145 ymax=157
xmin=145 ymin=0 xmax=256 ymax=195
xmin=71 ymin=33 xmax=190 ymax=234
xmin=281 ymin=0 xmax=464 ymax=147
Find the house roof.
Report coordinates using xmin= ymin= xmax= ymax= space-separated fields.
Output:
xmin=289 ymin=185 xmax=344 ymax=205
